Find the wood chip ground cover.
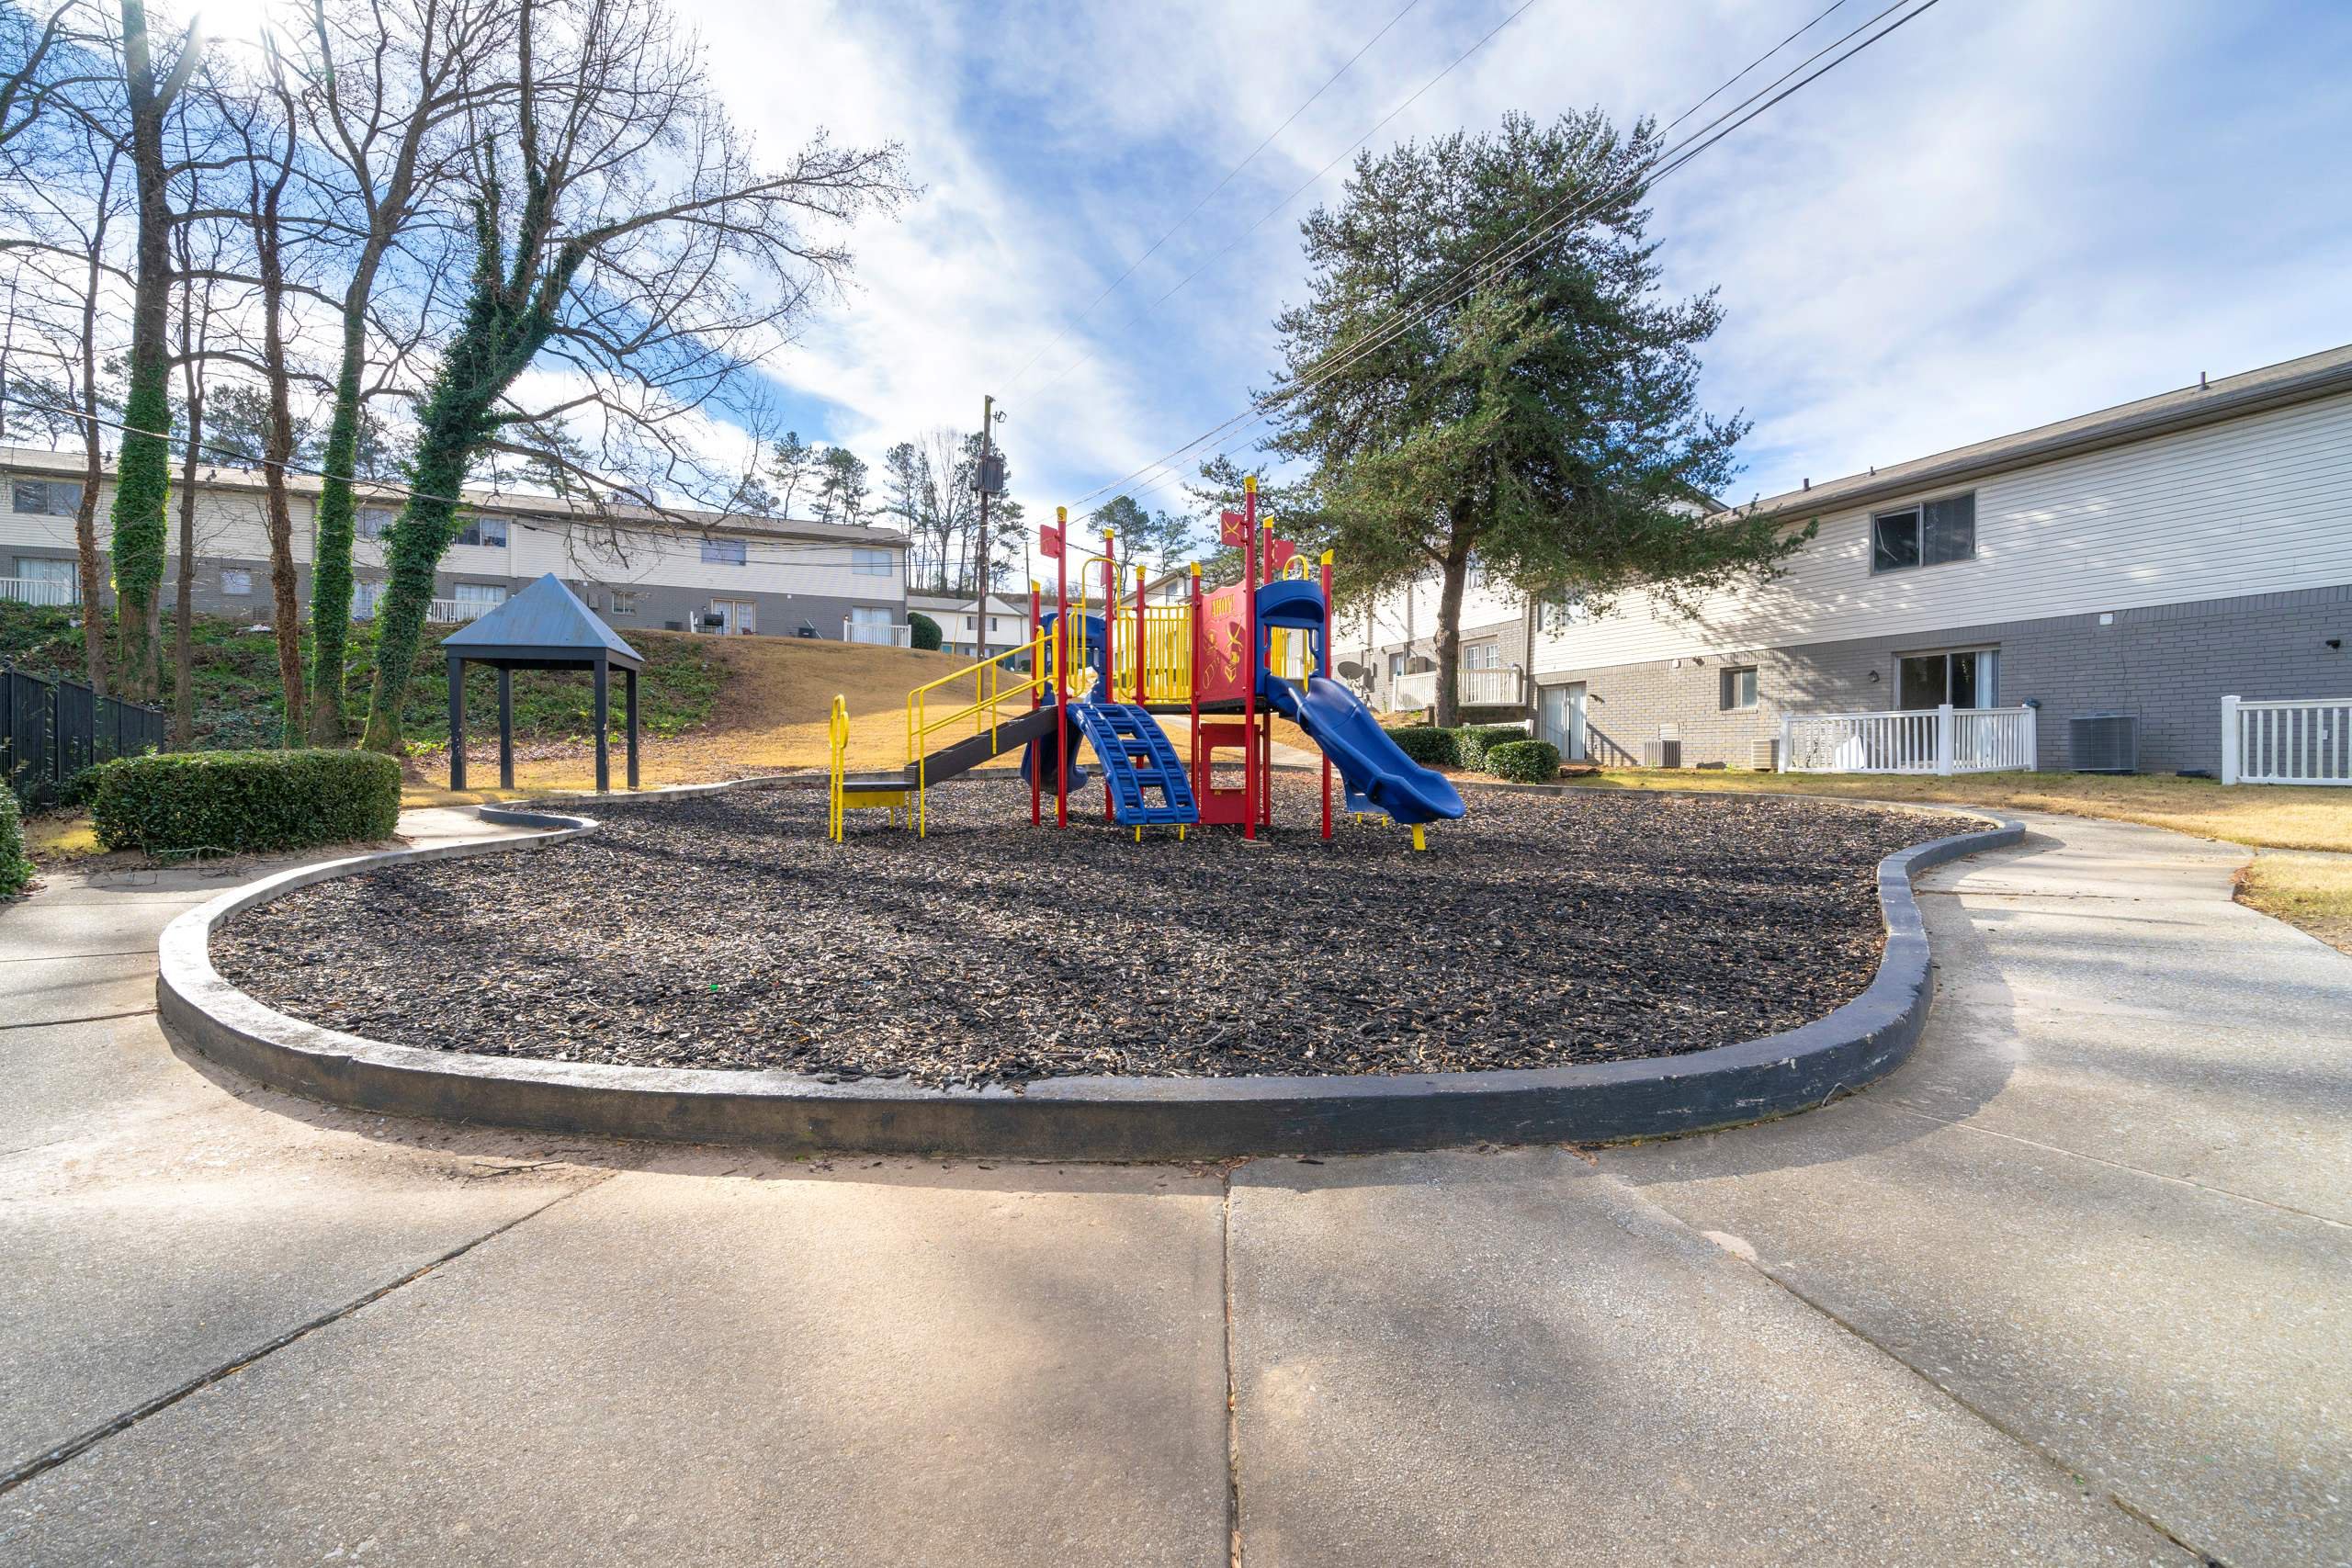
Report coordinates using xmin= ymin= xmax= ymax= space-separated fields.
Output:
xmin=211 ymin=780 xmax=1946 ymax=1088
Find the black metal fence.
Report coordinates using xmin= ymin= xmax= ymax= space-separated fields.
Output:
xmin=2 ymin=665 xmax=168 ymax=805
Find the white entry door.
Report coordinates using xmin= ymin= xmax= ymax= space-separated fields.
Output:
xmin=1540 ymin=682 xmax=1588 ymax=761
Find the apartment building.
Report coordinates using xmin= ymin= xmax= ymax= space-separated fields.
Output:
xmin=0 ymin=446 xmax=910 ymax=641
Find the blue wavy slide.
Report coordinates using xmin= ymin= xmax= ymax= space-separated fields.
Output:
xmin=1261 ymin=674 xmax=1466 ymax=826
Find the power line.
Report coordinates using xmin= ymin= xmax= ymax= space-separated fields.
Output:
xmin=1069 ymin=0 xmax=1941 ymax=514
xmin=1073 ymin=0 xmax=1915 ymax=512
xmin=1026 ymin=0 xmax=1544 ymax=409
xmin=1003 ymin=0 xmax=1425 ymax=393
xmin=0 ymin=392 xmax=910 ymax=565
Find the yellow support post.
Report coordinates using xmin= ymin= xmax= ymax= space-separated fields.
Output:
xmin=1412 ymin=825 xmax=1427 ymax=852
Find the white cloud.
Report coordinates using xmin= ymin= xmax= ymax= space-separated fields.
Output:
xmin=673 ymin=0 xmax=2352 ymax=523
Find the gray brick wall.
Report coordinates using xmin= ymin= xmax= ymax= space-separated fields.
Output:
xmin=1531 ymin=582 xmax=2352 ymax=773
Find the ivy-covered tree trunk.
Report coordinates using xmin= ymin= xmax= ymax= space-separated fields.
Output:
xmin=306 ymin=336 xmax=366 ymax=742
xmin=356 ymin=202 xmax=572 ymax=753
xmin=108 ymin=0 xmax=200 ymax=702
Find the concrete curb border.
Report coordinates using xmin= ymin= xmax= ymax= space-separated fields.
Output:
xmin=158 ymin=789 xmax=2023 ymax=1160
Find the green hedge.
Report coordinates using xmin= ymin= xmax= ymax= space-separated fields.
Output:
xmin=0 ymin=790 xmax=29 ymax=897
xmin=907 ymin=611 xmax=943 ymax=651
xmin=1386 ymin=725 xmax=1460 ymax=767
xmin=1483 ymin=739 xmax=1561 ymax=784
xmin=91 ymin=749 xmax=402 ymax=855
xmin=1457 ymin=724 xmax=1529 ymax=771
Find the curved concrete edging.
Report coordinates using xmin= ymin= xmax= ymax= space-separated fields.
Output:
xmin=158 ymin=788 xmax=2022 ymax=1160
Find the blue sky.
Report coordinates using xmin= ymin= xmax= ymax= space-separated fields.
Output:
xmin=690 ymin=0 xmax=2352 ymax=533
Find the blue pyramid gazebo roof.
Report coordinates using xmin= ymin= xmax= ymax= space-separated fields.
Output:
xmin=439 ymin=573 xmax=644 ymax=668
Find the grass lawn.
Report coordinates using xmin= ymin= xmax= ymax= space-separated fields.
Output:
xmin=2236 ymin=852 xmax=2352 ymax=955
xmin=1571 ymin=767 xmax=2352 ymax=853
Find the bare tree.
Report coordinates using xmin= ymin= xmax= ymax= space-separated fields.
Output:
xmin=281 ymin=0 xmax=506 ymax=741
xmin=355 ymin=0 xmax=911 ymax=751
xmin=107 ymin=0 xmax=205 ymax=701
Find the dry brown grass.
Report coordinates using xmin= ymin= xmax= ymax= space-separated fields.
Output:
xmin=1572 ymin=768 xmax=2352 ymax=853
xmin=2236 ymin=852 xmax=2352 ymax=955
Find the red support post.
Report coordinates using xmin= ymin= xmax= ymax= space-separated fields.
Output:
xmin=1241 ymin=476 xmax=1260 ymax=840
xmin=1030 ymin=581 xmax=1043 ymax=828
xmin=1188 ymin=562 xmax=1203 ymax=795
xmin=1055 ymin=509 xmax=1069 ymax=829
xmin=1320 ymin=549 xmax=1334 ymax=840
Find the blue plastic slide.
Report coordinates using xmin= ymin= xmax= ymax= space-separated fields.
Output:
xmin=1262 ymin=674 xmax=1466 ymax=826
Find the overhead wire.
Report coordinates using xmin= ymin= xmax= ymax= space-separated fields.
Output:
xmin=1066 ymin=0 xmax=1942 ymax=516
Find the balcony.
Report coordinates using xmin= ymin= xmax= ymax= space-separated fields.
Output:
xmin=1392 ymin=666 xmax=1525 ymax=711
xmin=426 ymin=597 xmax=498 ymax=624
xmin=844 ymin=616 xmax=910 ymax=648
xmin=1 ymin=576 xmax=81 ymax=609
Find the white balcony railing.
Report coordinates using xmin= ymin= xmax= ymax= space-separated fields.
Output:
xmin=1781 ymin=705 xmax=2037 ymax=776
xmin=426 ymin=597 xmax=496 ymax=623
xmin=2222 ymin=694 xmax=2351 ymax=785
xmin=1 ymin=576 xmax=81 ymax=608
xmin=1392 ymin=666 xmax=1523 ymax=710
xmin=844 ymin=616 xmax=911 ymax=648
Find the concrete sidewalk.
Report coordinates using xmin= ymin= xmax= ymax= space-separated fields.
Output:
xmin=2 ymin=805 xmax=2345 ymax=1564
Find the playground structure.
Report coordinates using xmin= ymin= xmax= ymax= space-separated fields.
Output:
xmin=829 ymin=478 xmax=1466 ymax=847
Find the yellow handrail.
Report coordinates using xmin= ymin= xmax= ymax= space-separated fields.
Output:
xmin=827 ymin=694 xmax=849 ymax=842
xmin=904 ymin=628 xmax=1057 ymax=837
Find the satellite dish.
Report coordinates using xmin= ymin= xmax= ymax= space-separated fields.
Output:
xmin=1336 ymin=660 xmax=1369 ymax=682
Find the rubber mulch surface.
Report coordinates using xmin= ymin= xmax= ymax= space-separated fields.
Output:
xmin=213 ymin=777 xmax=1952 ymax=1088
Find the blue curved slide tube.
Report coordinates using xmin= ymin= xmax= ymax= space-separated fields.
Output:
xmin=1262 ymin=674 xmax=1466 ymax=826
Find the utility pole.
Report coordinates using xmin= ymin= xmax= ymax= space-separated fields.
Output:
xmin=973 ymin=394 xmax=1001 ymax=663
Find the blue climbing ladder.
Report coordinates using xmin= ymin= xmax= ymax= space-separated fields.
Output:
xmin=1069 ymin=703 xmax=1200 ymax=827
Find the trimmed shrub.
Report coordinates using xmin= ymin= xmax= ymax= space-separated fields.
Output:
xmin=91 ymin=749 xmax=401 ymax=855
xmin=906 ymin=611 xmax=943 ymax=651
xmin=1386 ymin=725 xmax=1460 ymax=767
xmin=1457 ymin=724 xmax=1529 ymax=771
xmin=0 ymin=790 xmax=30 ymax=897
xmin=1483 ymin=739 xmax=1561 ymax=784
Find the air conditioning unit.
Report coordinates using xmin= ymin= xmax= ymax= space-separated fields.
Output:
xmin=2069 ymin=712 xmax=2139 ymax=773
xmin=1750 ymin=738 xmax=1781 ymax=772
xmin=1641 ymin=739 xmax=1682 ymax=769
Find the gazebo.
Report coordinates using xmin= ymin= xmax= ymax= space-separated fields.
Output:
xmin=440 ymin=573 xmax=645 ymax=793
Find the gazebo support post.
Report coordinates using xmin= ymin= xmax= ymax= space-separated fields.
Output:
xmin=496 ymin=667 xmax=514 ymax=789
xmin=447 ymin=652 xmax=468 ymax=791
xmin=625 ymin=667 xmax=640 ymax=790
xmin=593 ymin=654 xmax=611 ymax=795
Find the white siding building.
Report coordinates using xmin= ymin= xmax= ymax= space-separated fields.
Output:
xmin=0 ymin=448 xmax=910 ymax=640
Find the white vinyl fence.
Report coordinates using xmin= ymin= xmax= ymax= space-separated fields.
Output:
xmin=1781 ymin=705 xmax=2038 ymax=776
xmin=0 ymin=576 xmax=80 ymax=608
xmin=2221 ymin=695 xmax=2352 ymax=785
xmin=844 ymin=617 xmax=911 ymax=648
xmin=1392 ymin=666 xmax=1522 ymax=710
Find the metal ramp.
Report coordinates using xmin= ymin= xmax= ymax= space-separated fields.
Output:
xmin=1069 ymin=703 xmax=1199 ymax=828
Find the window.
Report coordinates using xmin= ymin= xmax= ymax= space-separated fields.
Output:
xmin=1719 ymin=665 xmax=1758 ymax=710
xmin=220 ymin=568 xmax=254 ymax=596
xmin=608 ymin=590 xmax=638 ymax=617
xmin=702 ymin=536 xmax=748 ymax=566
xmin=11 ymin=478 xmax=83 ymax=516
xmin=1535 ymin=591 xmax=1589 ymax=633
xmin=1895 ymin=648 xmax=1998 ymax=710
xmin=1871 ymin=492 xmax=1976 ymax=573
xmin=351 ymin=581 xmax=385 ymax=620
xmin=1387 ymin=651 xmax=1405 ymax=681
xmin=852 ymin=547 xmax=893 ymax=577
xmin=355 ymin=506 xmax=397 ymax=540
xmin=9 ymin=557 xmax=79 ymax=604
xmin=453 ymin=581 xmax=508 ymax=608
xmin=1463 ymin=642 xmax=1502 ymax=671
xmin=452 ymin=514 xmax=509 ymax=548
